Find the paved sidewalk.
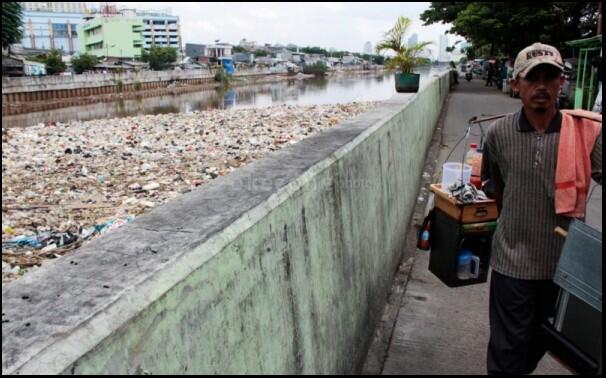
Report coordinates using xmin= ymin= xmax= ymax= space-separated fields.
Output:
xmin=380 ymin=79 xmax=601 ymax=375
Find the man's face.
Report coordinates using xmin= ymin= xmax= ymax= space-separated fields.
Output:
xmin=511 ymin=64 xmax=564 ymax=113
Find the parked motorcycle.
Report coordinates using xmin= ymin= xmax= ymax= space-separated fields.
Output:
xmin=465 ymin=71 xmax=472 ymax=81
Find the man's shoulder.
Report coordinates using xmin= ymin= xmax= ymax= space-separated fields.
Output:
xmin=561 ymin=109 xmax=602 ymax=125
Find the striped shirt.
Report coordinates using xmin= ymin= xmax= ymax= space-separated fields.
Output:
xmin=482 ymin=108 xmax=602 ymax=280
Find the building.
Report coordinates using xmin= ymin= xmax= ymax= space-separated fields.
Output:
xmin=205 ymin=43 xmax=232 ymax=59
xmin=239 ymin=39 xmax=257 ymax=50
xmin=364 ymin=41 xmax=373 ymax=55
xmin=2 ymin=56 xmax=25 ymax=77
xmin=185 ymin=43 xmax=207 ymax=59
xmin=23 ymin=60 xmax=47 ymax=76
xmin=439 ymin=34 xmax=449 ymax=62
xmin=407 ymin=33 xmax=418 ymax=49
xmin=233 ymin=52 xmax=254 ymax=65
xmin=305 ymin=54 xmax=326 ymax=65
xmin=342 ymin=54 xmax=363 ymax=65
xmin=22 ymin=2 xmax=88 ymax=13
xmin=327 ymin=57 xmax=341 ymax=67
xmin=290 ymin=53 xmax=305 ymax=63
xmin=20 ymin=2 xmax=89 ymax=54
xmin=130 ymin=9 xmax=182 ymax=51
xmin=78 ymin=17 xmax=144 ymax=59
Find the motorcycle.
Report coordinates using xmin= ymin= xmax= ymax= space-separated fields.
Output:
xmin=465 ymin=71 xmax=472 ymax=81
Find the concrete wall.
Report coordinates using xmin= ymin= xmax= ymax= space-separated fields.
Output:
xmin=1 ymin=73 xmax=450 ymax=375
xmin=1 ymin=70 xmax=213 ymax=93
xmin=1 ymin=70 xmax=287 ymax=115
xmin=1 ymin=69 xmax=281 ymax=94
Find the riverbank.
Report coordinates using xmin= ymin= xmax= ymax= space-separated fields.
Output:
xmin=1 ymin=102 xmax=376 ymax=283
xmin=2 ymin=68 xmax=386 ymax=118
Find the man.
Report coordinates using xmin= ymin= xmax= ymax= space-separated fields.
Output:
xmin=481 ymin=42 xmax=602 ymax=375
xmin=486 ymin=61 xmax=494 ymax=87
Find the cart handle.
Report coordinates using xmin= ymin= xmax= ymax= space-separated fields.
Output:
xmin=554 ymin=227 xmax=568 ymax=238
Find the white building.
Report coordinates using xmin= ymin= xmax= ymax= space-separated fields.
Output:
xmin=291 ymin=53 xmax=305 ymax=63
xmin=407 ymin=33 xmax=418 ymax=48
xmin=239 ymin=38 xmax=257 ymax=50
xmin=126 ymin=9 xmax=181 ymax=52
xmin=22 ymin=2 xmax=88 ymax=13
xmin=20 ymin=2 xmax=89 ymax=53
xmin=439 ymin=34 xmax=449 ymax=62
xmin=205 ymin=43 xmax=232 ymax=58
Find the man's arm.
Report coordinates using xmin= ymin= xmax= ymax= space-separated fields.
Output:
xmin=591 ymin=129 xmax=602 ymax=185
xmin=481 ymin=134 xmax=504 ymax=213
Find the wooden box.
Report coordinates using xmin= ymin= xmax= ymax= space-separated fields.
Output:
xmin=429 ymin=208 xmax=495 ymax=287
xmin=429 ymin=184 xmax=499 ymax=224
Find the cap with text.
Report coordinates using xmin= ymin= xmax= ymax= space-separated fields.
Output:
xmin=513 ymin=42 xmax=564 ymax=79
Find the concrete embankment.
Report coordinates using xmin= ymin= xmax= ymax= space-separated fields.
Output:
xmin=1 ymin=73 xmax=450 ymax=374
xmin=1 ymin=70 xmax=278 ymax=116
xmin=1 ymin=68 xmax=386 ymax=116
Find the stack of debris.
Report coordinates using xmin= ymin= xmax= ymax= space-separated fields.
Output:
xmin=2 ymin=102 xmax=375 ymax=282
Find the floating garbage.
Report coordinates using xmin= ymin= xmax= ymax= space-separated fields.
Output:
xmin=2 ymin=216 xmax=135 ymax=251
xmin=2 ymin=102 xmax=375 ymax=282
xmin=2 ymin=216 xmax=135 ymax=282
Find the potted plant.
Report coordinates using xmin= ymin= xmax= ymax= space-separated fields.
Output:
xmin=376 ymin=16 xmax=432 ymax=93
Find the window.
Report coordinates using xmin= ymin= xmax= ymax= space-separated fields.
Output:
xmin=52 ymin=23 xmax=69 ymax=38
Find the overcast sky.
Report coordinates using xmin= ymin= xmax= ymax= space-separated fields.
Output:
xmin=117 ymin=2 xmax=463 ymax=58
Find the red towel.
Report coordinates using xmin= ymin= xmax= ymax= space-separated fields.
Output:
xmin=555 ymin=110 xmax=602 ymax=218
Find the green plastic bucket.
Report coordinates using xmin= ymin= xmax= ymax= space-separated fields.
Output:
xmin=395 ymin=73 xmax=420 ymax=93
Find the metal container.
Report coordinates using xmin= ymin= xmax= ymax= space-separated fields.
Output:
xmin=542 ymin=220 xmax=602 ymax=375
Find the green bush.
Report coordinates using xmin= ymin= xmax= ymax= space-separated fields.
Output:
xmin=71 ymin=53 xmax=98 ymax=74
xmin=140 ymin=46 xmax=177 ymax=71
xmin=303 ymin=61 xmax=328 ymax=76
xmin=115 ymin=79 xmax=123 ymax=93
xmin=134 ymin=81 xmax=142 ymax=91
xmin=44 ymin=49 xmax=67 ymax=75
xmin=214 ymin=67 xmax=229 ymax=84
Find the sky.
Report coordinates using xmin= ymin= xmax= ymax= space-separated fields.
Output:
xmin=117 ymin=2 xmax=464 ymax=59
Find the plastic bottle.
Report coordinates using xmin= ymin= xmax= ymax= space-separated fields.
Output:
xmin=457 ymin=250 xmax=481 ymax=280
xmin=465 ymin=143 xmax=479 ymax=169
xmin=417 ymin=215 xmax=432 ymax=251
xmin=465 ymin=143 xmax=483 ymax=189
xmin=418 ymin=228 xmax=431 ymax=250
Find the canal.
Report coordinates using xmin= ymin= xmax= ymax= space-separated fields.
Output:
xmin=2 ymin=67 xmax=448 ymax=128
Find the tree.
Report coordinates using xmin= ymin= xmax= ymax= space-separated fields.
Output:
xmin=303 ymin=62 xmax=328 ymax=76
xmin=71 ymin=53 xmax=98 ymax=74
xmin=375 ymin=16 xmax=433 ymax=73
xmin=373 ymin=55 xmax=385 ymax=65
xmin=360 ymin=54 xmax=386 ymax=65
xmin=301 ymin=46 xmax=329 ymax=55
xmin=253 ymin=50 xmax=269 ymax=57
xmin=140 ymin=46 xmax=177 ymax=71
xmin=2 ymin=3 xmax=23 ymax=51
xmin=421 ymin=2 xmax=600 ymax=58
xmin=44 ymin=49 xmax=67 ymax=75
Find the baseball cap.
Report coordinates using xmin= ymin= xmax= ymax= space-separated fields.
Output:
xmin=513 ymin=42 xmax=564 ymax=79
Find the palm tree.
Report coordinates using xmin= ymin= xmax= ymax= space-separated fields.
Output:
xmin=376 ymin=17 xmax=432 ymax=74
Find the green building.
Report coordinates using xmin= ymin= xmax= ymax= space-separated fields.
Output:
xmin=78 ymin=17 xmax=144 ymax=59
